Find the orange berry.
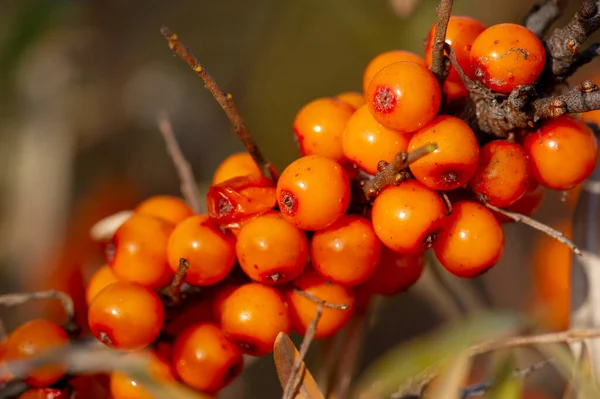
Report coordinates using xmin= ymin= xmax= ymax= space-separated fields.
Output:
xmin=311 ymin=214 xmax=382 ymax=286
xmin=277 ymin=155 xmax=351 ymax=230
xmin=433 ymin=201 xmax=504 ymax=278
xmin=470 ymin=23 xmax=546 ymax=93
xmin=362 ymin=50 xmax=427 ymax=94
xmin=366 ymin=62 xmax=441 ymax=133
xmin=293 ymin=97 xmax=355 ymax=161
xmin=5 ymin=319 xmax=69 ymax=388
xmin=18 ymin=389 xmax=69 ymax=399
xmin=493 ymin=180 xmax=545 ymax=223
xmin=286 ymin=269 xmax=355 ymax=339
xmin=88 ymin=281 xmax=164 ymax=350
xmin=86 ymin=264 xmax=120 ymax=305
xmin=236 ymin=211 xmax=308 ymax=284
xmin=110 ymin=351 xmax=177 ymax=399
xmin=336 ymin=91 xmax=365 ymax=110
xmin=523 ymin=116 xmax=598 ymax=190
xmin=361 ymin=248 xmax=425 ymax=296
xmin=134 ymin=195 xmax=194 ymax=225
xmin=342 ymin=104 xmax=411 ymax=175
xmin=219 ymin=283 xmax=290 ymax=356
xmin=372 ymin=180 xmax=446 ymax=254
xmin=108 ymin=214 xmax=174 ymax=289
xmin=167 ymin=215 xmax=237 ymax=286
xmin=408 ymin=115 xmax=479 ymax=191
xmin=443 ymin=79 xmax=470 ymax=104
xmin=172 ymin=323 xmax=243 ymax=394
xmin=213 ymin=152 xmax=261 ymax=185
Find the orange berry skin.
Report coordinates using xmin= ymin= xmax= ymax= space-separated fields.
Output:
xmin=362 ymin=50 xmax=427 ymax=94
xmin=469 ymin=140 xmax=531 ymax=207
xmin=213 ymin=152 xmax=261 ymax=185
xmin=366 ymin=62 xmax=441 ymax=133
xmin=342 ymin=105 xmax=411 ymax=175
xmin=293 ymin=98 xmax=355 ymax=162
xmin=236 ymin=211 xmax=308 ymax=284
xmin=523 ymin=116 xmax=599 ymax=190
xmin=18 ymin=389 xmax=69 ymax=399
xmin=336 ymin=91 xmax=365 ymax=110
xmin=86 ymin=264 xmax=120 ymax=305
xmin=361 ymin=248 xmax=425 ymax=296
xmin=167 ymin=215 xmax=237 ymax=286
xmin=470 ymin=23 xmax=546 ymax=93
xmin=494 ymin=180 xmax=545 ymax=223
xmin=408 ymin=115 xmax=480 ymax=191
xmin=108 ymin=214 xmax=174 ymax=289
xmin=134 ymin=195 xmax=194 ymax=225
xmin=372 ymin=180 xmax=446 ymax=254
xmin=277 ymin=155 xmax=351 ymax=231
xmin=311 ymin=215 xmax=382 ymax=286
xmin=110 ymin=351 xmax=177 ymax=399
xmin=88 ymin=281 xmax=164 ymax=350
xmin=433 ymin=201 xmax=504 ymax=278
xmin=172 ymin=323 xmax=243 ymax=394
xmin=219 ymin=283 xmax=290 ymax=356
xmin=5 ymin=319 xmax=69 ymax=388
xmin=286 ymin=269 xmax=355 ymax=339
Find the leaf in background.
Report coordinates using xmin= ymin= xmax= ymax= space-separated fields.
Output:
xmin=423 ymin=353 xmax=472 ymax=399
xmin=483 ymin=352 xmax=523 ymax=399
xmin=562 ymin=341 xmax=597 ymax=399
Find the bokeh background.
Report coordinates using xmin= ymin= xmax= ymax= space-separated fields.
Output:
xmin=0 ymin=0 xmax=596 ymax=397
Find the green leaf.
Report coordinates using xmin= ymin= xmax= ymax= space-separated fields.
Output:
xmin=483 ymin=351 xmax=523 ymax=399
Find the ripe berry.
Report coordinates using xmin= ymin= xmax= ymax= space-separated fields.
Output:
xmin=167 ymin=215 xmax=237 ymax=286
xmin=286 ymin=269 xmax=355 ymax=339
xmin=494 ymin=180 xmax=545 ymax=223
xmin=213 ymin=152 xmax=261 ymax=185
xmin=88 ymin=281 xmax=164 ymax=350
xmin=469 ymin=140 xmax=531 ymax=207
xmin=172 ymin=323 xmax=243 ymax=394
xmin=218 ymin=283 xmax=290 ymax=356
xmin=433 ymin=201 xmax=504 ymax=277
xmin=110 ymin=351 xmax=176 ymax=399
xmin=18 ymin=389 xmax=68 ymax=399
xmin=342 ymin=104 xmax=411 ymax=175
xmin=336 ymin=91 xmax=365 ymax=110
xmin=108 ymin=214 xmax=174 ymax=289
xmin=5 ymin=319 xmax=69 ymax=388
xmin=134 ymin=195 xmax=194 ymax=225
xmin=277 ymin=155 xmax=351 ymax=230
xmin=86 ymin=264 xmax=120 ymax=305
xmin=362 ymin=50 xmax=427 ymax=94
xmin=366 ymin=62 xmax=441 ymax=133
xmin=293 ymin=98 xmax=355 ymax=162
xmin=470 ymin=23 xmax=546 ymax=93
xmin=523 ymin=116 xmax=598 ymax=190
xmin=235 ymin=211 xmax=308 ymax=284
xmin=408 ymin=115 xmax=479 ymax=191
xmin=360 ymin=248 xmax=425 ymax=296
xmin=311 ymin=214 xmax=382 ymax=286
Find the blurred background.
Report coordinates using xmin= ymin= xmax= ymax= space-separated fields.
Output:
xmin=0 ymin=0 xmax=596 ymax=397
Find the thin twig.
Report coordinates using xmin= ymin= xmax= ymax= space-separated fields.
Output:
xmin=524 ymin=0 xmax=568 ymax=38
xmin=160 ymin=258 xmax=190 ymax=307
xmin=429 ymin=0 xmax=454 ymax=86
xmin=484 ymin=203 xmax=582 ymax=256
xmin=293 ymin=289 xmax=349 ymax=310
xmin=157 ymin=113 xmax=203 ymax=214
xmin=160 ymin=26 xmax=276 ymax=180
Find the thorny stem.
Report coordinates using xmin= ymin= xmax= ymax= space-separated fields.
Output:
xmin=293 ymin=289 xmax=349 ymax=310
xmin=429 ymin=0 xmax=453 ymax=86
xmin=161 ymin=258 xmax=190 ymax=307
xmin=157 ymin=112 xmax=203 ymax=214
xmin=524 ymin=0 xmax=568 ymax=38
xmin=160 ymin=26 xmax=276 ymax=181
xmin=533 ymin=80 xmax=600 ymax=120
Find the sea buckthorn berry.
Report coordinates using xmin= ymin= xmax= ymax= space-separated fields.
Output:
xmin=470 ymin=23 xmax=546 ymax=93
xmin=86 ymin=264 xmax=120 ymax=305
xmin=110 ymin=351 xmax=176 ymax=399
xmin=469 ymin=140 xmax=531 ymax=207
xmin=494 ymin=180 xmax=545 ymax=223
xmin=286 ymin=269 xmax=355 ymax=339
xmin=293 ymin=97 xmax=355 ymax=161
xmin=362 ymin=50 xmax=427 ymax=94
xmin=433 ymin=201 xmax=504 ymax=278
xmin=336 ymin=91 xmax=365 ymax=110
xmin=167 ymin=215 xmax=237 ymax=286
xmin=342 ymin=105 xmax=410 ymax=175
xmin=172 ymin=323 xmax=243 ymax=394
xmin=236 ymin=211 xmax=308 ymax=284
xmin=361 ymin=248 xmax=425 ymax=296
xmin=219 ymin=283 xmax=290 ymax=356
xmin=366 ymin=62 xmax=441 ymax=133
xmin=134 ymin=195 xmax=194 ymax=225
xmin=371 ymin=180 xmax=446 ymax=254
xmin=523 ymin=116 xmax=598 ymax=190
xmin=310 ymin=214 xmax=382 ymax=286
xmin=108 ymin=214 xmax=174 ymax=289
xmin=18 ymin=389 xmax=69 ymax=399
xmin=213 ymin=152 xmax=261 ymax=185
xmin=5 ymin=319 xmax=69 ymax=388
xmin=408 ymin=115 xmax=479 ymax=191
xmin=276 ymin=155 xmax=351 ymax=230
xmin=88 ymin=281 xmax=164 ymax=350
